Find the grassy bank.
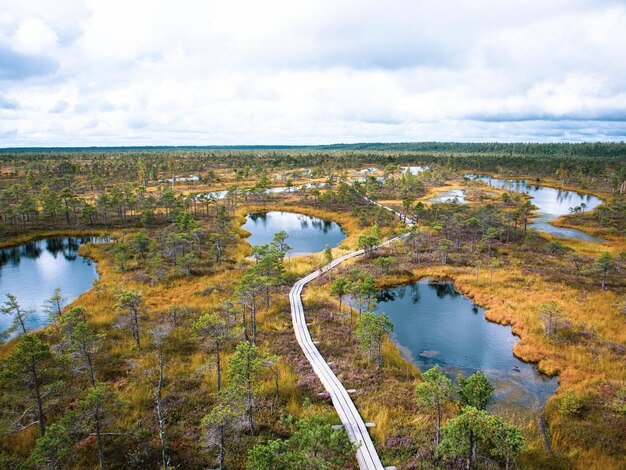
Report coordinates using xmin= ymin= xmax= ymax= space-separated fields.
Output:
xmin=304 ymin=234 xmax=625 ymax=469
xmin=0 ymin=229 xmax=112 ymax=250
xmin=0 ymin=208 xmax=361 ymax=468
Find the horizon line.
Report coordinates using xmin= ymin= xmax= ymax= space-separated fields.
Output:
xmin=2 ymin=140 xmax=626 ymax=152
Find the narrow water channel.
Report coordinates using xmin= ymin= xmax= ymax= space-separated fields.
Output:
xmin=466 ymin=174 xmax=604 ymax=242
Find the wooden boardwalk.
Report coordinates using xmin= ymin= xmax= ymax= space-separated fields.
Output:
xmin=288 ymin=196 xmax=413 ymax=469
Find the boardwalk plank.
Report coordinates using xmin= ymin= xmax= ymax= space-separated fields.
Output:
xmin=288 ymin=196 xmax=413 ymax=469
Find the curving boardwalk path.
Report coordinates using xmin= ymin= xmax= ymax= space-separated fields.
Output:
xmin=289 ymin=195 xmax=413 ymax=469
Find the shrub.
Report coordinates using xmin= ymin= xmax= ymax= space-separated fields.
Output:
xmin=558 ymin=392 xmax=587 ymax=418
xmin=547 ymin=240 xmax=566 ymax=255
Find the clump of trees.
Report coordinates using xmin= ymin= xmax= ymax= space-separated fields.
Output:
xmin=439 ymin=405 xmax=523 ymax=470
xmin=415 ymin=366 xmax=523 ymax=469
xmin=0 ymin=287 xmax=299 ymax=469
xmin=246 ymin=412 xmax=357 ymax=469
xmin=330 ymin=270 xmax=379 ymax=326
xmin=236 ymin=230 xmax=291 ymax=345
xmin=107 ymin=209 xmax=237 ymax=282
xmin=355 ymin=311 xmax=393 ymax=374
xmin=0 ymin=303 xmax=115 ymax=470
xmin=357 ymin=225 xmax=381 ymax=258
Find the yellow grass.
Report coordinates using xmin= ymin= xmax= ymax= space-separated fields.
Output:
xmin=0 ymin=229 xmax=112 ymax=249
xmin=361 ymin=404 xmax=390 ymax=445
xmin=1 ymin=176 xmax=623 ymax=468
xmin=298 ymin=223 xmax=625 ymax=468
xmin=375 ymin=262 xmax=625 ymax=387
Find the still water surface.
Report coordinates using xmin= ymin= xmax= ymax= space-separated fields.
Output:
xmin=0 ymin=237 xmax=103 ymax=334
xmin=402 ymin=166 xmax=428 ymax=175
xmin=372 ymin=279 xmax=558 ymax=409
xmin=426 ymin=189 xmax=467 ymax=204
xmin=466 ymin=174 xmax=604 ymax=241
xmin=242 ymin=211 xmax=346 ymax=256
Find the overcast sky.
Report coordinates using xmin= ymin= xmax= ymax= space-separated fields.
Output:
xmin=1 ymin=0 xmax=625 ymax=147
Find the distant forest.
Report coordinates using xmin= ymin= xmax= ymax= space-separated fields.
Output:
xmin=1 ymin=142 xmax=624 ymax=183
xmin=2 ymin=141 xmax=626 ymax=157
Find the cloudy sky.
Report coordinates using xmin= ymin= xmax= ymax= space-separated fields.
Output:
xmin=1 ymin=0 xmax=625 ymax=146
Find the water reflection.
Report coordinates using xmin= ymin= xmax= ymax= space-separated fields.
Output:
xmin=0 ymin=237 xmax=104 ymax=334
xmin=371 ymin=278 xmax=558 ymax=409
xmin=242 ymin=211 xmax=346 ymax=256
xmin=466 ymin=174 xmax=604 ymax=242
xmin=426 ymin=189 xmax=467 ymax=204
xmin=402 ymin=166 xmax=428 ymax=175
xmin=195 ymin=183 xmax=320 ymax=201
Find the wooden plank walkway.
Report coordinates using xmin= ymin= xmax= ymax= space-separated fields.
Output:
xmin=289 ymin=195 xmax=413 ymax=469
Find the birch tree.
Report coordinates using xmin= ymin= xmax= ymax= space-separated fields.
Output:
xmin=148 ymin=322 xmax=175 ymax=469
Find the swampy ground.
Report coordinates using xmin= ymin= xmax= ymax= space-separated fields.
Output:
xmin=0 ymin=146 xmax=624 ymax=469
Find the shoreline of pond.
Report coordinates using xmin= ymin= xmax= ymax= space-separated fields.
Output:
xmin=0 ymin=229 xmax=112 ymax=250
xmin=236 ymin=204 xmax=361 ymax=256
xmin=461 ymin=170 xmax=608 ymax=201
xmin=464 ymin=172 xmax=607 ymax=243
xmin=0 ymin=235 xmax=109 ymax=337
xmin=373 ymin=275 xmax=559 ymax=377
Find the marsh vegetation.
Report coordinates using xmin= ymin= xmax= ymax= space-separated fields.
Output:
xmin=0 ymin=144 xmax=624 ymax=469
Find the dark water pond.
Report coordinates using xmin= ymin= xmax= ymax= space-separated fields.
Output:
xmin=372 ymin=278 xmax=558 ymax=409
xmin=242 ymin=211 xmax=346 ymax=256
xmin=0 ymin=237 xmax=103 ymax=334
xmin=466 ymin=174 xmax=604 ymax=242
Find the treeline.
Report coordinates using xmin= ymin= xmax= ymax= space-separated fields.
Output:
xmin=0 ymin=292 xmax=356 ymax=469
xmin=0 ymin=181 xmax=204 ymax=234
xmin=0 ymin=172 xmax=313 ymax=236
xmin=3 ymin=141 xmax=626 ymax=156
xmin=315 ymin=141 xmax=626 ymax=157
xmin=2 ymin=144 xmax=625 ymax=188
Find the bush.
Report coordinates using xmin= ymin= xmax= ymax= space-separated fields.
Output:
xmin=610 ymin=389 xmax=626 ymax=417
xmin=558 ymin=391 xmax=587 ymax=418
xmin=547 ymin=240 xmax=566 ymax=255
xmin=0 ymin=453 xmax=28 ymax=470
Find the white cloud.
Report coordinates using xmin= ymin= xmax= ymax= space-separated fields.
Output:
xmin=12 ymin=18 xmax=58 ymax=55
xmin=0 ymin=0 xmax=625 ymax=146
